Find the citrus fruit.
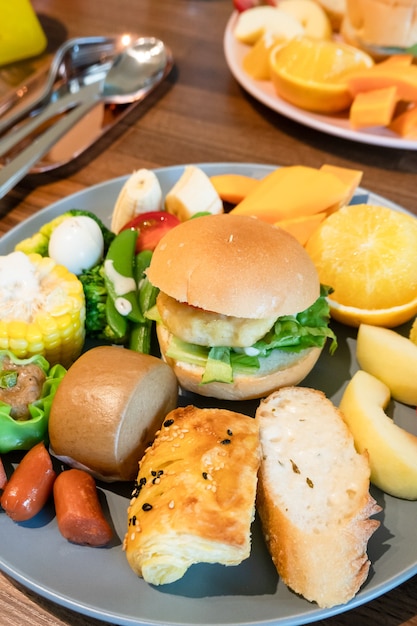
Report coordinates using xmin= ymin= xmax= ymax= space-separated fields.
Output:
xmin=269 ymin=36 xmax=374 ymax=113
xmin=305 ymin=203 xmax=417 ymax=327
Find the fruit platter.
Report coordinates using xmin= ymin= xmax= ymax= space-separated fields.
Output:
xmin=224 ymin=0 xmax=417 ymax=149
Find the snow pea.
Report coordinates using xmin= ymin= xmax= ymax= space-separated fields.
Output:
xmin=103 ymin=229 xmax=144 ymax=323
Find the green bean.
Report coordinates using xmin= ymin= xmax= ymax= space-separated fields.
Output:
xmin=129 ymin=252 xmax=159 ymax=354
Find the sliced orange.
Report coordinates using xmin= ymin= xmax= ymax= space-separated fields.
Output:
xmin=269 ymin=36 xmax=374 ymax=113
xmin=305 ymin=203 xmax=417 ymax=327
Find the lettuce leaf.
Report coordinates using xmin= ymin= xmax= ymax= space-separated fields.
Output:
xmin=165 ymin=286 xmax=337 ymax=385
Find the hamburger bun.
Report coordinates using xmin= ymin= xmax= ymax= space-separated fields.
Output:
xmin=48 ymin=346 xmax=178 ymax=481
xmin=147 ymin=214 xmax=327 ymax=401
xmin=147 ymin=213 xmax=319 ymax=319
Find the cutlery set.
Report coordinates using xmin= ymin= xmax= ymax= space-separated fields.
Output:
xmin=0 ymin=34 xmax=173 ymax=198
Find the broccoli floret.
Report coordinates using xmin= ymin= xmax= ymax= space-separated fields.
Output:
xmin=78 ymin=264 xmax=108 ymax=337
xmin=15 ymin=209 xmax=115 ymax=257
xmin=78 ymin=263 xmax=126 ymax=343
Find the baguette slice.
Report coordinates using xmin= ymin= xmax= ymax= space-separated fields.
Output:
xmin=256 ymin=386 xmax=381 ymax=608
xmin=125 ymin=405 xmax=261 ymax=585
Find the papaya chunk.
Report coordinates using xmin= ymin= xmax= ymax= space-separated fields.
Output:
xmin=349 ymin=86 xmax=398 ymax=129
xmin=230 ymin=165 xmax=359 ymax=223
xmin=319 ymin=164 xmax=363 ymax=209
xmin=389 ymin=104 xmax=417 ymax=138
xmin=210 ymin=174 xmax=261 ymax=204
xmin=346 ymin=64 xmax=417 ymax=101
xmin=275 ymin=212 xmax=327 ymax=246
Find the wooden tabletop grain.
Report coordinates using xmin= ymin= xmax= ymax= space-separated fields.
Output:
xmin=0 ymin=1 xmax=416 ymax=625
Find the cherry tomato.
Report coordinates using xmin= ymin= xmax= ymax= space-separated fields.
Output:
xmin=121 ymin=211 xmax=181 ymax=252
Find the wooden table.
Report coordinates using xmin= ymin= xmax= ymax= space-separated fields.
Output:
xmin=0 ymin=1 xmax=416 ymax=625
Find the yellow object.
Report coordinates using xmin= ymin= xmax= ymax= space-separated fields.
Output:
xmin=275 ymin=212 xmax=327 ymax=246
xmin=0 ymin=252 xmax=85 ymax=367
xmin=230 ymin=165 xmax=358 ymax=223
xmin=0 ymin=0 xmax=47 ymax=65
xmin=356 ymin=323 xmax=417 ymax=406
xmin=242 ymin=33 xmax=280 ymax=81
xmin=349 ymin=86 xmax=398 ymax=129
xmin=305 ymin=203 xmax=417 ymax=327
xmin=279 ymin=0 xmax=333 ymax=40
xmin=269 ymin=36 xmax=374 ymax=113
xmin=339 ymin=369 xmax=417 ymax=500
xmin=325 ymin=297 xmax=417 ymax=328
xmin=209 ymin=174 xmax=261 ymax=204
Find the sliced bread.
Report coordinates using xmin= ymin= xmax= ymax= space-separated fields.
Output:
xmin=256 ymin=386 xmax=381 ymax=608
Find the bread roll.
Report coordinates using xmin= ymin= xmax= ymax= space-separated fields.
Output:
xmin=256 ymin=386 xmax=381 ymax=608
xmin=124 ymin=405 xmax=260 ymax=585
xmin=49 ymin=346 xmax=178 ymax=482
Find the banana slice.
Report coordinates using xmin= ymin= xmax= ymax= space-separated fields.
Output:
xmin=111 ymin=169 xmax=163 ymax=233
xmin=165 ymin=165 xmax=223 ymax=221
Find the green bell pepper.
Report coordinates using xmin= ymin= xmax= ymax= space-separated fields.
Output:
xmin=0 ymin=351 xmax=66 ymax=454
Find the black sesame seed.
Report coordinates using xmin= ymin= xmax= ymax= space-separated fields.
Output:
xmin=130 ymin=515 xmax=137 ymax=526
xmin=142 ymin=503 xmax=153 ymax=511
xmin=227 ymin=429 xmax=233 ymax=436
xmin=220 ymin=438 xmax=231 ymax=445
xmin=151 ymin=470 xmax=157 ymax=476
xmin=164 ymin=419 xmax=174 ymax=427
xmin=202 ymin=472 xmax=208 ymax=480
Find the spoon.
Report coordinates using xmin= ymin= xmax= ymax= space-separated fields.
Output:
xmin=0 ymin=35 xmax=134 ymax=135
xmin=0 ymin=37 xmax=172 ymax=199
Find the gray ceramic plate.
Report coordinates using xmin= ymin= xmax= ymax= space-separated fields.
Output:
xmin=0 ymin=163 xmax=416 ymax=626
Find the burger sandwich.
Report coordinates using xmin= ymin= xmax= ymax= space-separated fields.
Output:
xmin=146 ymin=214 xmax=336 ymax=400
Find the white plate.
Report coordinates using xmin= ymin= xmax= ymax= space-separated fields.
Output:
xmin=224 ymin=13 xmax=417 ymax=150
xmin=0 ymin=163 xmax=416 ymax=626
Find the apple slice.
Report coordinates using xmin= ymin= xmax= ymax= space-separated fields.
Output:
xmin=234 ymin=6 xmax=304 ymax=45
xmin=340 ymin=369 xmax=417 ymax=499
xmin=279 ymin=0 xmax=332 ymax=40
xmin=356 ymin=324 xmax=417 ymax=406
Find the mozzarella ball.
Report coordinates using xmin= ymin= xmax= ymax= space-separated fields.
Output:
xmin=49 ymin=216 xmax=104 ymax=275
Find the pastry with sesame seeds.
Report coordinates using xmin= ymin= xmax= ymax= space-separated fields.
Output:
xmin=124 ymin=404 xmax=260 ymax=585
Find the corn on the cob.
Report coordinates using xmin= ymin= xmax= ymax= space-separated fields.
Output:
xmin=0 ymin=251 xmax=85 ymax=367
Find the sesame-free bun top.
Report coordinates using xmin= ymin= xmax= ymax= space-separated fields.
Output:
xmin=147 ymin=214 xmax=320 ymax=319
